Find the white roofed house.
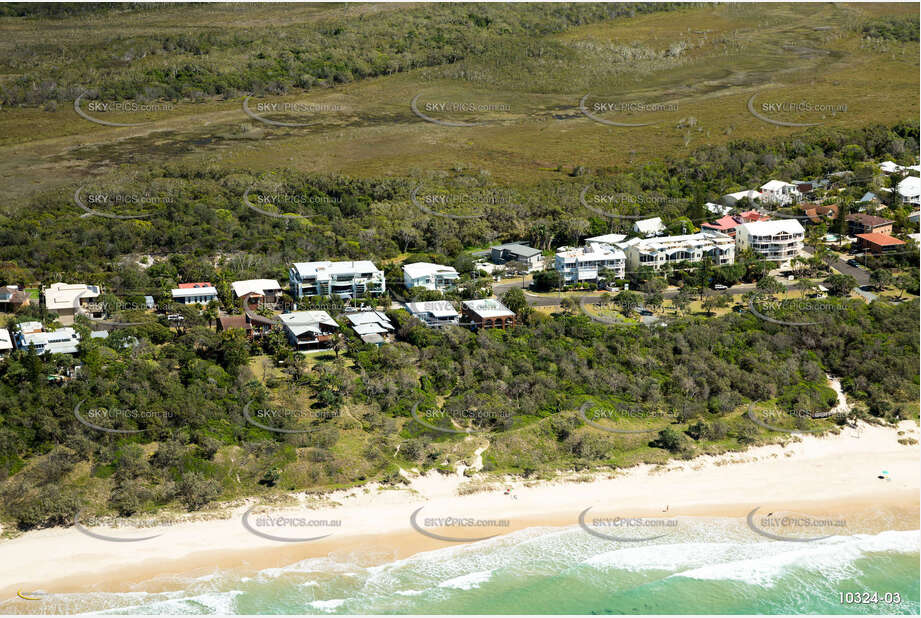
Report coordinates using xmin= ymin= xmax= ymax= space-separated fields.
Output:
xmin=897 ymin=176 xmax=921 ymax=206
xmin=759 ymin=180 xmax=801 ymax=206
xmin=402 ymin=263 xmax=459 ymax=292
xmin=231 ymin=279 xmax=283 ymax=307
xmin=622 ymin=231 xmax=735 ymax=272
xmin=0 ymin=328 xmax=13 ymax=358
xmin=344 ymin=310 xmax=394 ymax=346
xmin=554 ymin=242 xmax=626 ymax=284
xmin=279 ymin=311 xmax=339 ymax=351
xmin=170 ymin=282 xmax=218 ymax=305
xmin=404 ymin=301 xmax=461 ymax=328
xmin=632 ymin=217 xmax=666 ymax=238
xmin=289 ymin=260 xmax=385 ymax=299
xmin=43 ymin=282 xmax=101 ymax=325
xmin=488 ymin=243 xmax=544 ymax=272
xmin=461 ymin=299 xmax=516 ymax=330
xmin=14 ymin=322 xmax=81 ymax=355
xmin=735 ymin=220 xmax=805 ymax=265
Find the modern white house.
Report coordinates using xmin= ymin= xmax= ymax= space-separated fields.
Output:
xmin=735 ymin=219 xmax=805 ymax=263
xmin=231 ymin=279 xmax=283 ymax=305
xmin=897 ymin=176 xmax=921 ymax=206
xmin=289 ymin=261 xmax=385 ymax=299
xmin=0 ymin=329 xmax=13 ymax=358
xmin=554 ymin=242 xmax=626 ymax=283
xmin=15 ymin=323 xmax=81 ymax=355
xmin=171 ymin=283 xmax=218 ymax=305
xmin=279 ymin=311 xmax=339 ymax=351
xmin=404 ymin=301 xmax=460 ymax=328
xmin=632 ymin=217 xmax=666 ymax=238
xmin=402 ymin=262 xmax=460 ymax=292
xmin=44 ymin=282 xmax=101 ymax=325
xmin=344 ymin=310 xmax=394 ymax=345
xmin=622 ymin=231 xmax=735 ymax=271
xmin=759 ymin=180 xmax=801 ymax=206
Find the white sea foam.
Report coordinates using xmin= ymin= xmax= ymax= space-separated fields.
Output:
xmin=308 ymin=598 xmax=346 ymax=611
xmin=438 ymin=569 xmax=494 ymax=590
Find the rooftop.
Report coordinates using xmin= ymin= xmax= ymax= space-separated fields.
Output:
xmin=177 ymin=282 xmax=213 ymax=289
xmin=291 ymin=260 xmax=381 ymax=280
xmin=405 ymin=301 xmax=459 ymax=318
xmin=856 ymin=233 xmax=905 ymax=247
xmin=402 ymin=262 xmax=459 ymax=279
xmin=846 ymin=213 xmax=894 ymax=226
xmin=737 ymin=219 xmax=805 ymax=235
xmin=462 ymin=298 xmax=515 ymax=319
xmin=44 ymin=282 xmax=100 ymax=311
xmin=491 ymin=243 xmax=542 ymax=258
xmin=231 ymin=279 xmax=282 ymax=298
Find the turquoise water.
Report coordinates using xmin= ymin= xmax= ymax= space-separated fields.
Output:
xmin=3 ymin=524 xmax=918 ymax=615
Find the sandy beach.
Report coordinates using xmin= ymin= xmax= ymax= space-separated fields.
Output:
xmin=1 ymin=420 xmax=918 ymax=600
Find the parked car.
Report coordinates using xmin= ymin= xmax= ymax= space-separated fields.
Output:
xmin=714 ymin=284 xmax=728 ymax=290
xmin=846 ymin=259 xmax=860 ymax=267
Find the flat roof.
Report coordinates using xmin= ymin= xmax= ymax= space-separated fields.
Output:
xmin=171 ymin=286 xmax=218 ymax=298
xmin=402 ymin=262 xmax=459 ymax=279
xmin=291 ymin=260 xmax=381 ymax=279
xmin=462 ymin=298 xmax=515 ymax=319
xmin=405 ymin=301 xmax=459 ymax=318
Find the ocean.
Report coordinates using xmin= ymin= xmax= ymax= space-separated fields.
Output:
xmin=3 ymin=522 xmax=918 ymax=615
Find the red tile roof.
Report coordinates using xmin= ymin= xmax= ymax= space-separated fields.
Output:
xmin=177 ymin=282 xmax=213 ymax=289
xmin=856 ymin=233 xmax=905 ymax=246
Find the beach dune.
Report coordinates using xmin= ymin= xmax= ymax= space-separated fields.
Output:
xmin=0 ymin=420 xmax=917 ymax=599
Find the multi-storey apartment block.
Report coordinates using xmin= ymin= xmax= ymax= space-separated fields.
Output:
xmin=735 ymin=220 xmax=805 ymax=263
xmin=554 ymin=242 xmax=626 ymax=283
xmin=622 ymin=231 xmax=735 ymax=271
xmin=289 ymin=261 xmax=386 ymax=299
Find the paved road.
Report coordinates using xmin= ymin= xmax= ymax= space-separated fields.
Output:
xmin=802 ymin=246 xmax=870 ymax=286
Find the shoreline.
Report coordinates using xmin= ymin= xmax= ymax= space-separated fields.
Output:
xmin=1 ymin=420 xmax=918 ymax=600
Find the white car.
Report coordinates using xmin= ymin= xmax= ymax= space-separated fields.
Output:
xmin=714 ymin=284 xmax=728 ymax=290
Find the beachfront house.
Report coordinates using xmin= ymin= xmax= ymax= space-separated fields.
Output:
xmin=231 ymin=279 xmax=283 ymax=307
xmin=402 ymin=263 xmax=459 ymax=292
xmin=43 ymin=282 xmax=101 ymax=325
xmin=461 ymin=299 xmax=516 ymax=330
xmin=735 ymin=220 xmax=805 ymax=264
xmin=15 ymin=322 xmax=81 ymax=355
xmin=404 ymin=301 xmax=461 ymax=328
xmin=344 ymin=310 xmax=394 ymax=345
xmin=289 ymin=260 xmax=386 ymax=299
xmin=171 ymin=282 xmax=218 ymax=305
xmin=279 ymin=311 xmax=339 ymax=351
xmin=760 ymin=180 xmax=801 ymax=206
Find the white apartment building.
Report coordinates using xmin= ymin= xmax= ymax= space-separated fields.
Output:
xmin=735 ymin=219 xmax=805 ymax=263
xmin=402 ymin=262 xmax=459 ymax=291
xmin=622 ymin=231 xmax=735 ymax=271
xmin=289 ymin=260 xmax=385 ymax=299
xmin=554 ymin=242 xmax=626 ymax=283
xmin=760 ymin=180 xmax=801 ymax=206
